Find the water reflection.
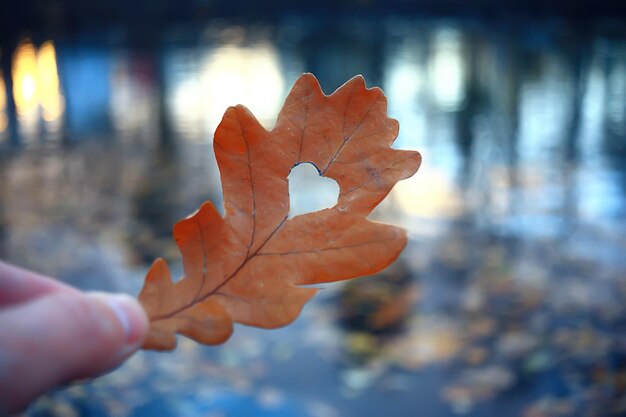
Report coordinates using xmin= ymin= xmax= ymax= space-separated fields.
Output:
xmin=12 ymin=40 xmax=39 ymax=143
xmin=200 ymin=41 xmax=284 ymax=130
xmin=110 ymin=53 xmax=159 ymax=145
xmin=0 ymin=71 xmax=7 ymax=141
xmin=392 ymin=167 xmax=463 ymax=223
xmin=428 ymin=27 xmax=466 ymax=111
xmin=37 ymin=41 xmax=64 ymax=124
xmin=10 ymin=40 xmax=64 ymax=145
xmin=165 ymin=33 xmax=285 ymax=140
xmin=2 ymin=18 xmax=626 ymax=417
xmin=604 ymin=52 xmax=626 ymax=135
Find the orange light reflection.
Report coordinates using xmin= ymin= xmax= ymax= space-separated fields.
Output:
xmin=12 ymin=39 xmax=65 ymax=143
xmin=0 ymin=73 xmax=7 ymax=134
xmin=37 ymin=41 xmax=65 ymax=123
xmin=12 ymin=40 xmax=39 ymax=117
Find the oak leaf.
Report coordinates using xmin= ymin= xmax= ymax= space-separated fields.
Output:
xmin=139 ymin=73 xmax=422 ymax=350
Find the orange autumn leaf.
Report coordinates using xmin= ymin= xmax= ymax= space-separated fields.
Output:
xmin=138 ymin=73 xmax=422 ymax=350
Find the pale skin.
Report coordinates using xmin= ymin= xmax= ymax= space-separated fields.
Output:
xmin=0 ymin=261 xmax=149 ymax=414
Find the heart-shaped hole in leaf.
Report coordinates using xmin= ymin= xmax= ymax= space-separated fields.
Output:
xmin=288 ymin=162 xmax=340 ymax=218
xmin=137 ymin=73 xmax=422 ymax=351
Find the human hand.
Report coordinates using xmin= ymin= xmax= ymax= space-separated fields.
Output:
xmin=0 ymin=261 xmax=149 ymax=414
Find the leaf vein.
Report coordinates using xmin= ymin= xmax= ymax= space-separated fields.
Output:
xmin=340 ymin=154 xmax=415 ymax=197
xmin=257 ymin=238 xmax=398 ymax=257
xmin=321 ymin=97 xmax=380 ymax=175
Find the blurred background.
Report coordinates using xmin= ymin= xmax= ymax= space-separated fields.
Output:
xmin=2 ymin=1 xmax=626 ymax=416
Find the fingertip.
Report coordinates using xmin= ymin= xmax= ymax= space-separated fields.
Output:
xmin=87 ymin=292 xmax=149 ymax=349
xmin=0 ymin=291 xmax=148 ymax=412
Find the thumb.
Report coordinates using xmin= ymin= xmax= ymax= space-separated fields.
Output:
xmin=0 ymin=291 xmax=148 ymax=413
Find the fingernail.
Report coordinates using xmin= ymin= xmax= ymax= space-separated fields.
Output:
xmin=89 ymin=292 xmax=149 ymax=345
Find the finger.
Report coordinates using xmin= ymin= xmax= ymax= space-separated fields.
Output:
xmin=0 ymin=291 xmax=148 ymax=413
xmin=0 ymin=261 xmax=77 ymax=307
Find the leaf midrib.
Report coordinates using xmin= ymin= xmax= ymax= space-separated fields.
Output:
xmin=150 ymin=215 xmax=288 ymax=322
